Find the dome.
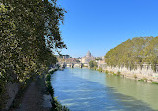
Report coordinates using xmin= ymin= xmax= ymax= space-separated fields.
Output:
xmin=86 ymin=51 xmax=91 ymax=57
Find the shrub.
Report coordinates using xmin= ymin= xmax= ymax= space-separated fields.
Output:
xmin=97 ymin=67 xmax=103 ymax=72
xmin=46 ymin=74 xmax=51 ymax=81
xmin=152 ymin=82 xmax=158 ymax=84
xmin=133 ymin=74 xmax=137 ymax=79
xmin=45 ymin=71 xmax=69 ymax=111
xmin=53 ymin=97 xmax=70 ymax=111
xmin=143 ymin=77 xmax=147 ymax=82
xmin=116 ymin=71 xmax=121 ymax=76
xmin=89 ymin=60 xmax=98 ymax=69
xmin=105 ymin=70 xmax=109 ymax=74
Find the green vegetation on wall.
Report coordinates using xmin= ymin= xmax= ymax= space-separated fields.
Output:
xmin=105 ymin=37 xmax=158 ymax=71
xmin=45 ymin=70 xmax=69 ymax=111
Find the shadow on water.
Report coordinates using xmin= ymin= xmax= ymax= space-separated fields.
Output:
xmin=51 ymin=68 xmax=155 ymax=111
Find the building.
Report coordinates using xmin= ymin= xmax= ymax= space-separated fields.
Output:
xmin=81 ymin=51 xmax=95 ymax=64
xmin=56 ymin=55 xmax=70 ymax=59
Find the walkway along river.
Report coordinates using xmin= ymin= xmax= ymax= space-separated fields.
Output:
xmin=51 ymin=68 xmax=158 ymax=111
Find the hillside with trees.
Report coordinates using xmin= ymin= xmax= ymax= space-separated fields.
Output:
xmin=104 ymin=37 xmax=158 ymax=71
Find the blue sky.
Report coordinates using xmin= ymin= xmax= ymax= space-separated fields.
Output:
xmin=56 ymin=0 xmax=158 ymax=58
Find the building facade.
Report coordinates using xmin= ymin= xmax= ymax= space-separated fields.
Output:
xmin=81 ymin=51 xmax=95 ymax=64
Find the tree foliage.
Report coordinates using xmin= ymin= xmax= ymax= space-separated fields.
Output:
xmin=89 ymin=60 xmax=98 ymax=69
xmin=105 ymin=37 xmax=158 ymax=71
xmin=0 ymin=0 xmax=66 ymax=108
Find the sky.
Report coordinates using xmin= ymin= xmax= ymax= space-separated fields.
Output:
xmin=56 ymin=0 xmax=158 ymax=58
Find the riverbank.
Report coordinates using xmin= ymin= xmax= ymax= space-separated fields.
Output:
xmin=51 ymin=68 xmax=157 ymax=111
xmin=45 ymin=68 xmax=69 ymax=111
xmin=9 ymin=77 xmax=51 ymax=111
xmin=96 ymin=66 xmax=158 ymax=84
xmin=8 ymin=68 xmax=69 ymax=111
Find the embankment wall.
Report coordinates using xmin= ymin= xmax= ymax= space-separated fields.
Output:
xmin=98 ymin=63 xmax=158 ymax=82
xmin=4 ymin=82 xmax=19 ymax=110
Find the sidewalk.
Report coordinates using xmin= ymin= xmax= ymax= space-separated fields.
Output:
xmin=13 ymin=78 xmax=51 ymax=111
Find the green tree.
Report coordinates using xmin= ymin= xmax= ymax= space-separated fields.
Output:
xmin=105 ymin=36 xmax=158 ymax=71
xmin=89 ymin=60 xmax=98 ymax=69
xmin=0 ymin=0 xmax=66 ymax=108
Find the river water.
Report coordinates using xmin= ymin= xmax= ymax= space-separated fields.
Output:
xmin=51 ymin=68 xmax=158 ymax=111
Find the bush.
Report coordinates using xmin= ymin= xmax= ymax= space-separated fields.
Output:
xmin=116 ymin=71 xmax=121 ymax=76
xmin=152 ymin=82 xmax=158 ymax=84
xmin=138 ymin=78 xmax=148 ymax=82
xmin=46 ymin=74 xmax=51 ymax=81
xmin=97 ymin=67 xmax=103 ymax=72
xmin=143 ymin=77 xmax=148 ymax=82
xmin=138 ymin=79 xmax=144 ymax=82
xmin=133 ymin=74 xmax=137 ymax=79
xmin=45 ymin=71 xmax=69 ymax=111
xmin=89 ymin=60 xmax=98 ymax=69
xmin=105 ymin=70 xmax=109 ymax=74
xmin=53 ymin=97 xmax=70 ymax=111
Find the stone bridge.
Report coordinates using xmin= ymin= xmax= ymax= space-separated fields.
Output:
xmin=57 ymin=62 xmax=83 ymax=68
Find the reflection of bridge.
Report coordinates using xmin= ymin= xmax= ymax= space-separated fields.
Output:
xmin=58 ymin=62 xmax=83 ymax=68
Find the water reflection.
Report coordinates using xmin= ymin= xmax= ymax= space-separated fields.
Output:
xmin=106 ymin=75 xmax=158 ymax=111
xmin=51 ymin=68 xmax=156 ymax=111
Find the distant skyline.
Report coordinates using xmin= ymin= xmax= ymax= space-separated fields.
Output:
xmin=56 ymin=0 xmax=158 ymax=58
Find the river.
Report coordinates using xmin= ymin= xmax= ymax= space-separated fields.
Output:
xmin=51 ymin=68 xmax=158 ymax=111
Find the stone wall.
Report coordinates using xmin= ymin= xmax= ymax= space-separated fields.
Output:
xmin=4 ymin=82 xmax=19 ymax=110
xmin=98 ymin=63 xmax=158 ymax=82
